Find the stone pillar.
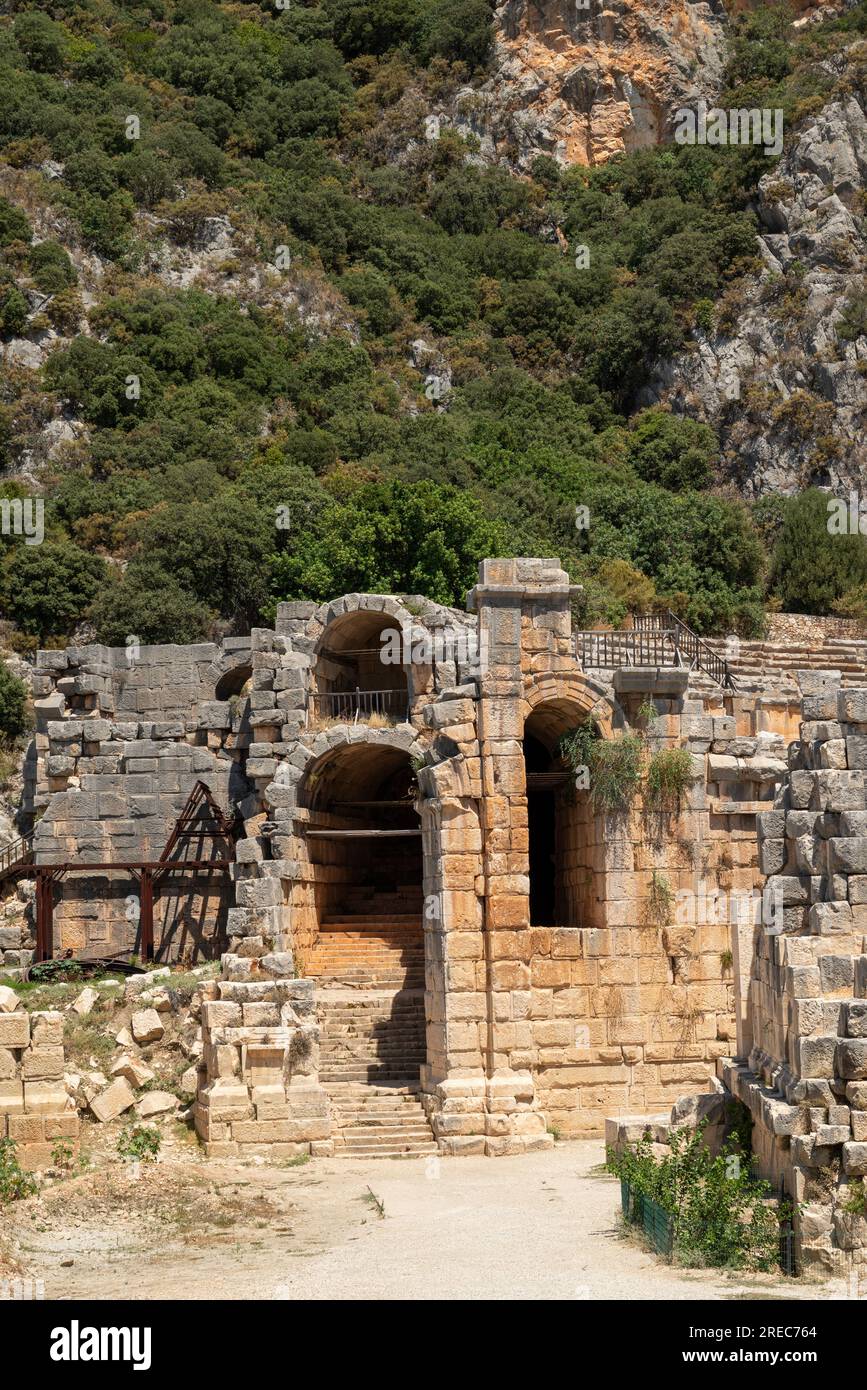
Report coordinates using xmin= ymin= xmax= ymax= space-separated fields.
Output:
xmin=194 ymin=976 xmax=332 ymax=1157
xmin=462 ymin=558 xmax=575 ymax=1153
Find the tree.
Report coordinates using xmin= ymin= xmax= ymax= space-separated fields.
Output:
xmin=771 ymin=490 xmax=867 ymax=614
xmin=0 ymin=661 xmax=27 ymax=741
xmin=2 ymin=542 xmax=105 ymax=641
xmin=270 ymin=478 xmax=510 ymax=607
xmin=89 ymin=560 xmax=216 ymax=646
xmin=626 ymin=409 xmax=717 ymax=491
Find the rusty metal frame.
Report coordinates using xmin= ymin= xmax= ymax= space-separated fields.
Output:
xmin=16 ymin=781 xmax=237 ymax=964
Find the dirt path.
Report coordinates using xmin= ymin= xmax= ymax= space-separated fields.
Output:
xmin=3 ymin=1141 xmax=832 ymax=1301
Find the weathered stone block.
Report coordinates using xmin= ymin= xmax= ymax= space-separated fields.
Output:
xmin=90 ymin=1077 xmax=136 ymax=1123
xmin=837 ymin=1039 xmax=867 ymax=1080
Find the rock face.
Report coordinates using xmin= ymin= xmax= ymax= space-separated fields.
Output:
xmin=641 ymin=80 xmax=867 ymax=495
xmin=453 ymin=0 xmax=730 ymax=169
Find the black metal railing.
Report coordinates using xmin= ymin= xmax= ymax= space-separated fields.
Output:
xmin=577 ymin=611 xmax=736 ymax=689
xmin=307 ymin=689 xmax=409 ymax=723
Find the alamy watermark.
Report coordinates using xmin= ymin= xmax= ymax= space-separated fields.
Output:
xmin=827 ymin=491 xmax=867 ymax=535
xmin=379 ymin=623 xmax=487 ymax=674
xmin=0 ymin=497 xmax=43 ymax=546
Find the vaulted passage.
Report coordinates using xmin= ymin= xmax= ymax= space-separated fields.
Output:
xmin=300 ymin=742 xmax=433 ymax=1155
xmin=523 ymin=702 xmax=591 ymax=929
xmin=302 ymin=743 xmax=423 ymax=929
xmin=313 ymin=611 xmax=408 ymax=722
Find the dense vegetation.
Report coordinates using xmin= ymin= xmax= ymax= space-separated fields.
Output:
xmin=0 ymin=0 xmax=864 ymax=645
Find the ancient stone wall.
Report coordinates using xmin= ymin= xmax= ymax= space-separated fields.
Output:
xmin=12 ymin=556 xmax=835 ymax=1157
xmin=719 ymin=685 xmax=867 ymax=1275
xmin=0 ymin=987 xmax=79 ymax=1169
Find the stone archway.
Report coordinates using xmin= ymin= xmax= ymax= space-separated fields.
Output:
xmin=298 ymin=739 xmax=423 ymax=933
xmin=291 ymin=734 xmax=435 ymax=1151
xmin=305 ymin=594 xmax=429 ymax=722
xmin=520 ymin=678 xmax=623 ymax=932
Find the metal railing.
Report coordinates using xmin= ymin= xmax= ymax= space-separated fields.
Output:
xmin=577 ymin=611 xmax=736 ymax=689
xmin=0 ymin=830 xmax=33 ymax=880
xmin=576 ymin=628 xmax=678 ymax=671
xmin=307 ymin=689 xmax=409 ymax=724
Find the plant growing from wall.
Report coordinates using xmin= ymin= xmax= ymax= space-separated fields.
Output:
xmin=644 ymin=871 xmax=675 ymax=929
xmin=645 ymin=746 xmax=694 ymax=812
xmin=559 ymin=721 xmax=643 ymax=815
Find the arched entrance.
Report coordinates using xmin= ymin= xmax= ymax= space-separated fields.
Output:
xmin=312 ymin=611 xmax=409 ymax=723
xmin=301 ymin=742 xmax=422 ymax=930
xmin=522 ymin=698 xmax=602 ymax=930
xmin=297 ymin=740 xmax=433 ymax=1150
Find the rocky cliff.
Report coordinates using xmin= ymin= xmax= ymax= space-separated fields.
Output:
xmin=456 ymin=0 xmax=731 ymax=168
xmin=640 ymin=75 xmax=867 ymax=495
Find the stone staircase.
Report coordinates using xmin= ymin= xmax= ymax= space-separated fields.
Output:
xmin=312 ymin=919 xmax=436 ymax=1157
xmin=704 ymin=637 xmax=867 ymax=689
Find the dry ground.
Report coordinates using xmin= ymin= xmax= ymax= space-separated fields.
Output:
xmin=0 ymin=1140 xmax=841 ymax=1302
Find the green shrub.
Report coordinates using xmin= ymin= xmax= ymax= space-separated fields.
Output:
xmin=560 ymin=723 xmax=643 ymax=814
xmin=607 ymin=1118 xmax=782 ymax=1271
xmin=117 ymin=1124 xmax=161 ymax=1164
xmin=0 ymin=660 xmax=28 ymax=740
xmin=0 ymin=1137 xmax=39 ymax=1203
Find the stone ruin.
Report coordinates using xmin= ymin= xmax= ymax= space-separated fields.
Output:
xmin=1 ymin=555 xmax=866 ymax=1267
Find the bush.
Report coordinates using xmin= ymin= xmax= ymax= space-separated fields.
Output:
xmin=0 ymin=660 xmax=28 ymax=740
xmin=608 ymin=1118 xmax=782 ymax=1271
xmin=0 ymin=1137 xmax=38 ymax=1203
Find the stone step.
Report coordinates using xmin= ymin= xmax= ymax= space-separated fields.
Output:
xmin=326 ymin=1083 xmax=420 ymax=1097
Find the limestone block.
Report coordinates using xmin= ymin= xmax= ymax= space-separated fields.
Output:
xmin=757 ymin=810 xmax=786 ymax=839
xmin=24 ymin=1078 xmax=69 ymax=1112
xmin=0 ymin=1012 xmax=29 ymax=1047
xmin=846 ymin=1082 xmax=867 ymax=1108
xmin=136 ymin=1091 xmax=180 ymax=1117
xmin=131 ymin=1008 xmax=164 ymax=1044
xmin=90 ymin=1077 xmax=136 ymax=1123
xmin=21 ymin=1048 xmax=65 ymax=1081
xmin=815 ymin=1124 xmax=850 ymax=1145
xmin=110 ymin=1056 xmax=155 ymax=1088
xmin=768 ymin=875 xmax=809 ymax=905
xmin=830 ymin=838 xmax=867 ymax=873
xmin=819 ymin=955 xmax=854 ymax=993
xmin=846 ymin=1002 xmax=867 ymax=1038
xmin=837 ymin=1039 xmax=867 ymax=1080
xmin=0 ymin=1080 xmax=24 ymax=1114
xmin=809 ymin=902 xmax=853 ymax=934
xmin=30 ymin=1012 xmax=63 ymax=1047
xmin=125 ymin=968 xmax=170 ymax=997
xmin=759 ymin=839 xmax=786 ymax=875
xmin=798 ymin=1035 xmax=838 ymax=1077
xmin=843 ymin=1141 xmax=867 ymax=1175
xmin=0 ymin=985 xmax=20 ymax=1014
xmin=787 ymin=965 xmax=820 ymax=997
xmin=72 ymin=986 xmax=99 ymax=1016
xmin=839 ymin=690 xmax=867 ymax=723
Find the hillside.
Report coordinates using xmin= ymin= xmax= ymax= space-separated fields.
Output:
xmin=0 ymin=0 xmax=865 ymax=650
